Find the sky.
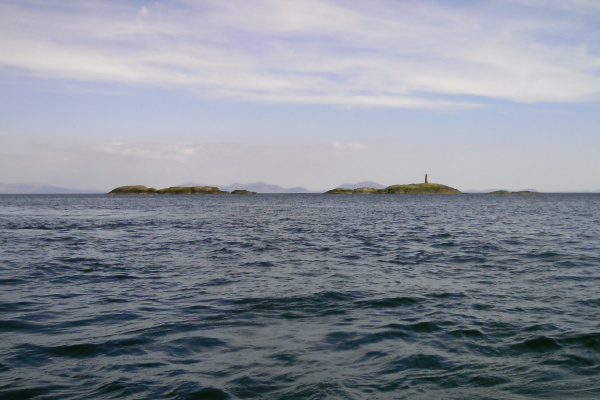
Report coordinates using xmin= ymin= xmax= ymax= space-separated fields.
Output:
xmin=1 ymin=0 xmax=599 ymax=192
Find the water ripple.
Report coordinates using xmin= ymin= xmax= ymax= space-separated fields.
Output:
xmin=0 ymin=193 xmax=599 ymax=399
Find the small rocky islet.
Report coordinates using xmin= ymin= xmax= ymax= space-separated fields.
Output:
xmin=489 ymin=190 xmax=539 ymax=195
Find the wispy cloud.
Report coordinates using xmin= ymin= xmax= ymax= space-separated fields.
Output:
xmin=519 ymin=0 xmax=600 ymax=13
xmin=1 ymin=0 xmax=599 ymax=107
xmin=92 ymin=141 xmax=368 ymax=160
xmin=93 ymin=142 xmax=202 ymax=161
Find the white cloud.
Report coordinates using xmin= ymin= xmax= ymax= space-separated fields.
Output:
xmin=138 ymin=6 xmax=149 ymax=20
xmin=93 ymin=142 xmax=202 ymax=161
xmin=331 ymin=141 xmax=367 ymax=151
xmin=1 ymin=0 xmax=599 ymax=107
xmin=93 ymin=141 xmax=370 ymax=161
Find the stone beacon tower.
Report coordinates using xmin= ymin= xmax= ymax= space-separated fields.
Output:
xmin=425 ymin=174 xmax=429 ymax=183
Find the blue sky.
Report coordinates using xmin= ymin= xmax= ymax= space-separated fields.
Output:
xmin=1 ymin=0 xmax=599 ymax=191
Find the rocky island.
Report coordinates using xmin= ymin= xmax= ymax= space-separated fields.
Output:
xmin=325 ymin=182 xmax=461 ymax=194
xmin=489 ymin=190 xmax=539 ymax=194
xmin=108 ymin=185 xmax=257 ymax=195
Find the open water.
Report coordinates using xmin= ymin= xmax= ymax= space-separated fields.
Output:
xmin=0 ymin=193 xmax=599 ymax=399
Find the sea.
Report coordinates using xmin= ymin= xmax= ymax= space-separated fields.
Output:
xmin=0 ymin=193 xmax=599 ymax=400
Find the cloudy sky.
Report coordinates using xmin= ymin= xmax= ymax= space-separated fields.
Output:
xmin=1 ymin=0 xmax=599 ymax=192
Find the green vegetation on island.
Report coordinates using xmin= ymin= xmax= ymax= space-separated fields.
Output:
xmin=325 ymin=183 xmax=461 ymax=194
xmin=108 ymin=185 xmax=158 ymax=195
xmin=325 ymin=188 xmax=354 ymax=194
xmin=353 ymin=187 xmax=381 ymax=194
xmin=108 ymin=185 xmax=257 ymax=195
xmin=381 ymin=183 xmax=461 ymax=194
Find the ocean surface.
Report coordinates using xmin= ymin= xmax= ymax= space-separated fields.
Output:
xmin=1 ymin=193 xmax=599 ymax=400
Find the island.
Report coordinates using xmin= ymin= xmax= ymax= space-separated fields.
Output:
xmin=325 ymin=183 xmax=461 ymax=194
xmin=489 ymin=190 xmax=538 ymax=194
xmin=231 ymin=189 xmax=259 ymax=195
xmin=108 ymin=185 xmax=257 ymax=195
xmin=108 ymin=185 xmax=158 ymax=195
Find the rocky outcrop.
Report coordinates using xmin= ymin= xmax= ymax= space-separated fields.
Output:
xmin=231 ymin=189 xmax=258 ymax=195
xmin=108 ymin=185 xmax=158 ymax=195
xmin=352 ymin=187 xmax=380 ymax=194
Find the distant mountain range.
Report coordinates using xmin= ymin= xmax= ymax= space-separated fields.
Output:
xmin=178 ymin=182 xmax=310 ymax=193
xmin=2 ymin=181 xmax=385 ymax=194
xmin=0 ymin=183 xmax=98 ymax=194
xmin=337 ymin=181 xmax=387 ymax=189
xmin=179 ymin=181 xmax=388 ymax=193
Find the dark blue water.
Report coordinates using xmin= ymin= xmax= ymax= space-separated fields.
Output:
xmin=1 ymin=194 xmax=599 ymax=399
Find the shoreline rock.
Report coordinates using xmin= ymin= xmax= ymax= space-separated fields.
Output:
xmin=231 ymin=189 xmax=258 ymax=195
xmin=108 ymin=185 xmax=158 ymax=195
xmin=489 ymin=190 xmax=539 ymax=194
